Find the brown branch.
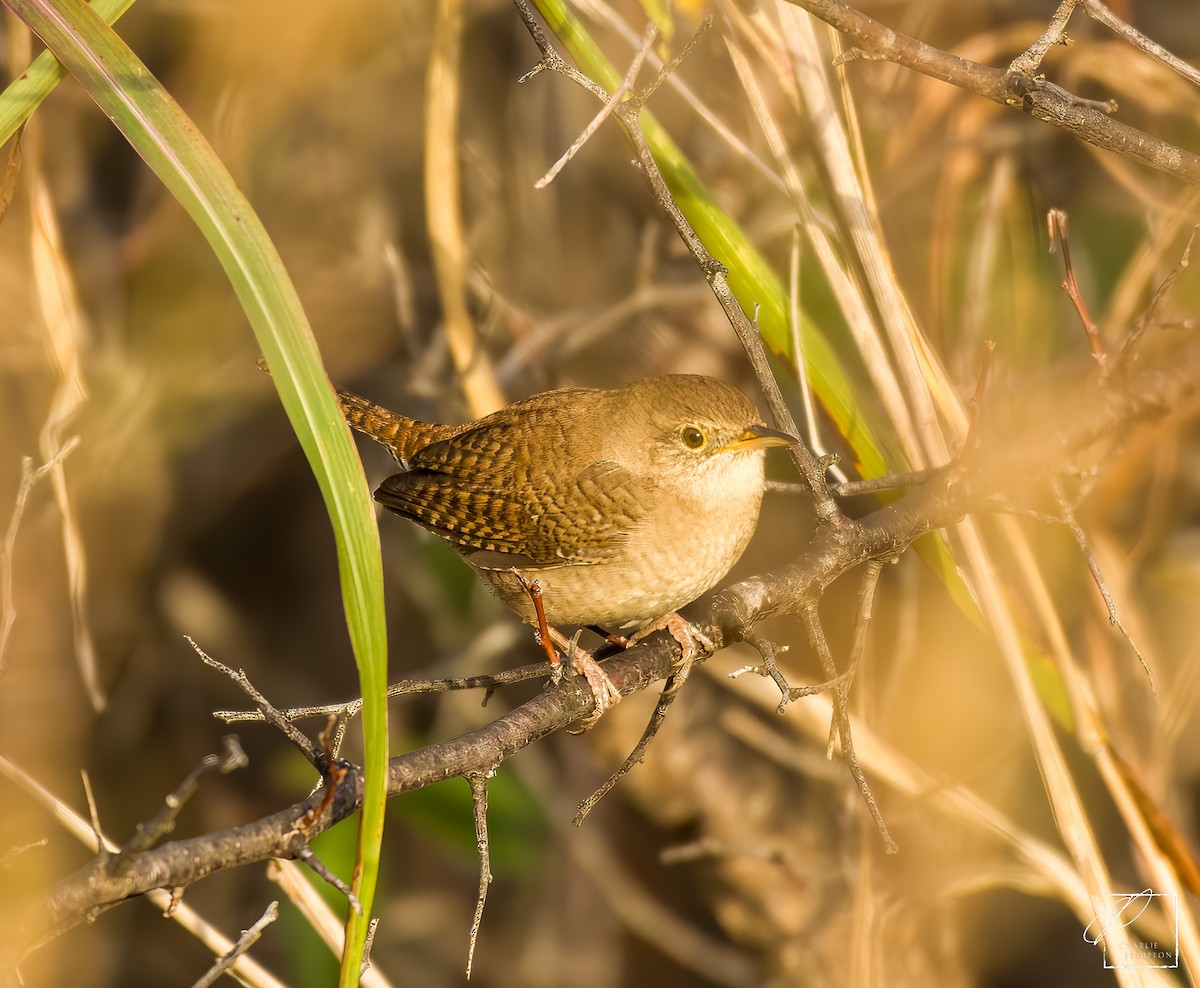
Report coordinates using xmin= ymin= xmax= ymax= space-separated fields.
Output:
xmin=784 ymin=0 xmax=1200 ymax=185
xmin=9 ymin=336 xmax=1200 ymax=962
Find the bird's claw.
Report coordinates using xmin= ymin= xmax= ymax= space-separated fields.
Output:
xmin=630 ymin=612 xmax=714 ymax=694
xmin=567 ymin=653 xmax=622 ymax=733
xmin=547 ymin=627 xmax=621 ymax=731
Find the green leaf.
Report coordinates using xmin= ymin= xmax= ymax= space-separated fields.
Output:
xmin=1 ymin=1 xmax=390 ymax=982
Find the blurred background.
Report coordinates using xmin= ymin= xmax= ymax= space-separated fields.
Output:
xmin=2 ymin=0 xmax=1200 ymax=985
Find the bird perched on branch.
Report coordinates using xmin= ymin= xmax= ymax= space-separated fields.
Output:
xmin=339 ymin=374 xmax=795 ymax=724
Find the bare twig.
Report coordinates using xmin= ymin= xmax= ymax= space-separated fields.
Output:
xmin=1048 ymin=209 xmax=1105 ymax=367
xmin=188 ymin=637 xmax=319 ymax=765
xmin=963 ymin=340 xmax=998 ymax=453
xmin=297 ymin=845 xmax=361 ymax=915
xmin=465 ymin=771 xmax=494 ymax=979
xmin=831 ymin=559 xmax=886 ymax=723
xmin=0 ymin=438 xmax=80 ymax=669
xmin=534 ymin=23 xmax=657 ymax=189
xmin=573 ymin=651 xmax=692 ymax=825
xmin=190 ymin=901 xmax=279 ymax=988
xmin=1122 ymin=227 xmax=1196 ymax=359
xmin=800 ymin=601 xmax=897 ymax=852
xmin=1008 ymin=0 xmax=1081 ymax=78
xmin=215 ymin=660 xmax=554 ymax=723
xmin=1053 ymin=481 xmax=1155 ymax=693
xmin=115 ymin=736 xmax=248 ymax=867
xmin=1083 ymin=0 xmax=1200 ymax=89
xmin=727 ymin=630 xmax=793 ymax=713
xmin=784 ymin=0 xmax=1200 ymax=185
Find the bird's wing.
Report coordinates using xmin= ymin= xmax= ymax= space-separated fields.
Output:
xmin=374 ymin=453 xmax=645 ymax=569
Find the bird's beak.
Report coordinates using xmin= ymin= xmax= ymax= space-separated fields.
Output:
xmin=723 ymin=424 xmax=798 ymax=452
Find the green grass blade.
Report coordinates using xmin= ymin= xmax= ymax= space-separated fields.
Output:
xmin=1 ymin=1 xmax=389 ymax=981
xmin=0 ymin=0 xmax=136 ymax=144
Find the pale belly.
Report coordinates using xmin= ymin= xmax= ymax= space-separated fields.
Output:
xmin=475 ymin=507 xmax=760 ymax=628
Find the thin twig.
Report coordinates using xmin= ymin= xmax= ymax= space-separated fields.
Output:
xmin=572 ymin=651 xmax=692 ymax=825
xmin=188 ymin=637 xmax=319 ymax=765
xmin=214 ymin=661 xmax=554 ymax=723
xmin=115 ymin=737 xmax=248 ymax=867
xmin=190 ymin=900 xmax=279 ymax=988
xmin=465 ymin=770 xmax=494 ymax=980
xmin=296 ymin=845 xmax=361 ymax=915
xmin=1122 ymin=227 xmax=1196 ymax=360
xmin=727 ymin=630 xmax=793 ymax=713
xmin=800 ymin=601 xmax=897 ymax=852
xmin=1083 ymin=0 xmax=1200 ymax=89
xmin=726 ymin=628 xmax=860 ymax=712
xmin=535 ymin=23 xmax=657 ymax=189
xmin=515 ymin=2 xmax=610 ymax=101
xmin=1008 ymin=0 xmax=1081 ymax=78
xmin=830 ymin=559 xmax=886 ymax=725
xmin=784 ymin=0 xmax=1200 ymax=185
xmin=963 ymin=340 xmax=998 ymax=453
xmin=1048 ymin=209 xmax=1105 ymax=368
xmin=633 ymin=16 xmax=714 ymax=108
xmin=1053 ymin=481 xmax=1155 ymax=693
xmin=0 ymin=438 xmax=80 ymax=669
xmin=830 ymin=469 xmax=939 ymax=497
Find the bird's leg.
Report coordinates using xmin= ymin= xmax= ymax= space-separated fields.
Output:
xmin=629 ymin=612 xmax=715 ymax=694
xmin=512 ymin=571 xmax=621 ymax=726
xmin=513 ymin=572 xmax=565 ymax=683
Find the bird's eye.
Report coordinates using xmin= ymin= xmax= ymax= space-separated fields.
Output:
xmin=680 ymin=425 xmax=706 ymax=450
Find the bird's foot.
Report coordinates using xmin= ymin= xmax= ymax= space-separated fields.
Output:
xmin=630 ymin=612 xmax=715 ymax=695
xmin=546 ymin=627 xmax=621 ymax=731
xmin=510 ymin=571 xmax=620 ymax=728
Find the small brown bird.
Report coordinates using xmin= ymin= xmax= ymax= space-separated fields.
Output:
xmin=339 ymin=374 xmax=794 ymax=718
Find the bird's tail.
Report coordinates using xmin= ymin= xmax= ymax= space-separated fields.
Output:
xmin=336 ymin=390 xmax=456 ymax=463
